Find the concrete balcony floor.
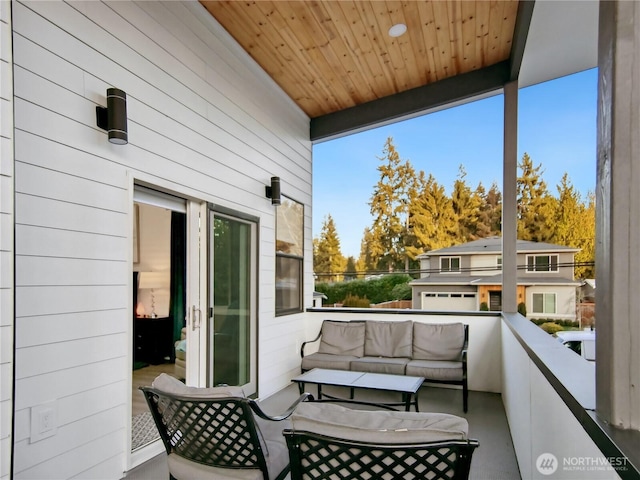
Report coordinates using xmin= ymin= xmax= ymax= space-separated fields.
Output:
xmin=125 ymin=383 xmax=520 ymax=480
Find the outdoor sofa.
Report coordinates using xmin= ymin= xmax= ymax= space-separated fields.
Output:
xmin=301 ymin=319 xmax=469 ymax=411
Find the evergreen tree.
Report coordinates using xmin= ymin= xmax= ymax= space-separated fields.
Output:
xmin=408 ymin=172 xmax=457 ymax=255
xmin=357 ymin=227 xmax=378 ymax=276
xmin=553 ymin=173 xmax=584 ymax=245
xmin=313 ymin=214 xmax=346 ymax=282
xmin=552 ymin=174 xmax=595 ymax=278
xmin=368 ymin=137 xmax=418 ymax=272
xmin=344 ymin=256 xmax=357 ymax=280
xmin=575 ymin=192 xmax=596 ymax=279
xmin=517 ymin=153 xmax=557 ymax=242
xmin=451 ymin=165 xmax=483 ymax=241
xmin=475 ymin=181 xmax=502 ymax=237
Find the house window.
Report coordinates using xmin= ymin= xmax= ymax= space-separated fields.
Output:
xmin=532 ymin=293 xmax=556 ymax=314
xmin=276 ymin=196 xmax=303 ymax=315
xmin=497 ymin=257 xmax=502 ymax=271
xmin=440 ymin=256 xmax=461 ymax=273
xmin=526 ymin=254 xmax=559 ymax=272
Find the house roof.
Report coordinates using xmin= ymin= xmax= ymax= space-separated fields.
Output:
xmin=200 ymin=1 xmax=598 ymax=141
xmin=410 ymin=274 xmax=581 ymax=287
xmin=417 ymin=237 xmax=580 ymax=258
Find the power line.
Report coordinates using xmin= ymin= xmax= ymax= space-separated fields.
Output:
xmin=314 ymin=260 xmax=595 ymax=278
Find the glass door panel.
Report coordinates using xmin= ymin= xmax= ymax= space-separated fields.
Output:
xmin=209 ymin=211 xmax=256 ymax=395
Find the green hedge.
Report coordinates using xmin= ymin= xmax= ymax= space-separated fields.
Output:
xmin=315 ymin=274 xmax=412 ymax=306
xmin=540 ymin=322 xmax=564 ymax=334
xmin=530 ymin=318 xmax=579 ymax=328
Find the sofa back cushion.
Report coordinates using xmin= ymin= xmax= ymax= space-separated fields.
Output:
xmin=318 ymin=321 xmax=365 ymax=357
xmin=291 ymin=402 xmax=468 ymax=443
xmin=413 ymin=322 xmax=465 ymax=361
xmin=364 ymin=320 xmax=413 ymax=358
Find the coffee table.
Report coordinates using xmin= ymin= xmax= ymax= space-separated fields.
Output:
xmin=291 ymin=368 xmax=425 ymax=411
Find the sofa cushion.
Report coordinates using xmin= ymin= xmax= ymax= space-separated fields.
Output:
xmin=350 ymin=356 xmax=409 ymax=375
xmin=152 ymin=373 xmax=246 ymax=398
xmin=301 ymin=353 xmax=359 ymax=371
xmin=413 ymin=322 xmax=465 ymax=361
xmin=406 ymin=360 xmax=464 ymax=382
xmin=291 ymin=402 xmax=468 ymax=443
xmin=318 ymin=321 xmax=365 ymax=357
xmin=364 ymin=320 xmax=413 ymax=358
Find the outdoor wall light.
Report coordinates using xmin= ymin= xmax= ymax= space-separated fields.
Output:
xmin=96 ymin=88 xmax=128 ymax=145
xmin=265 ymin=176 xmax=281 ymax=206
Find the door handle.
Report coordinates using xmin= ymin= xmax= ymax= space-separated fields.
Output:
xmin=191 ymin=305 xmax=201 ymax=331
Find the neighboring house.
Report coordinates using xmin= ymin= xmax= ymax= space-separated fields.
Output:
xmin=580 ymin=279 xmax=596 ymax=303
xmin=312 ymin=291 xmax=327 ymax=308
xmin=410 ymin=237 xmax=581 ymax=321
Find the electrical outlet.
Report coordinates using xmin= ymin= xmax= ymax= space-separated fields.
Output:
xmin=30 ymin=400 xmax=58 ymax=443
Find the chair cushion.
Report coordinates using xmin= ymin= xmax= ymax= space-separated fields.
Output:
xmin=406 ymin=360 xmax=464 ymax=382
xmin=364 ymin=320 xmax=413 ymax=358
xmin=350 ymin=356 xmax=409 ymax=375
xmin=413 ymin=322 xmax=465 ymax=361
xmin=318 ymin=321 xmax=365 ymax=356
xmin=291 ymin=402 xmax=468 ymax=443
xmin=152 ymin=374 xmax=289 ymax=479
xmin=152 ymin=373 xmax=246 ymax=398
xmin=301 ymin=353 xmax=359 ymax=371
xmin=166 ymin=417 xmax=291 ymax=480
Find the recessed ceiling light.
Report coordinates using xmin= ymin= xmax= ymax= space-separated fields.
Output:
xmin=388 ymin=23 xmax=407 ymax=38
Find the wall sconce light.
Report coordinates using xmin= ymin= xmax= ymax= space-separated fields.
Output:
xmin=96 ymin=88 xmax=128 ymax=145
xmin=265 ymin=176 xmax=281 ymax=206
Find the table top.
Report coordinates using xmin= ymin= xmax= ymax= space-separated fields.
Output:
xmin=291 ymin=368 xmax=424 ymax=394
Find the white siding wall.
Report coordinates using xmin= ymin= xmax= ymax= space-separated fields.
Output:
xmin=11 ymin=1 xmax=311 ymax=478
xmin=469 ymin=253 xmax=501 ymax=276
xmin=527 ymin=285 xmax=577 ymax=320
xmin=0 ymin=2 xmax=14 ymax=479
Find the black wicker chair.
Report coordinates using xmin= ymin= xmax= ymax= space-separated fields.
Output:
xmin=284 ymin=430 xmax=478 ymax=480
xmin=140 ymin=380 xmax=312 ymax=480
xmin=283 ymin=402 xmax=478 ymax=480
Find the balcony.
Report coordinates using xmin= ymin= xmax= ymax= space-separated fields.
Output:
xmin=126 ymin=309 xmax=637 ymax=480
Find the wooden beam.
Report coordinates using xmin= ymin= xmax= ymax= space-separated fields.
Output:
xmin=310 ymin=60 xmax=510 ymax=142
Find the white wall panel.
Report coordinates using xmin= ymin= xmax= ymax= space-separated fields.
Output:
xmin=0 ymin=1 xmax=13 ymax=478
xmin=16 ymin=286 xmax=127 ymax=318
xmin=15 ymin=311 xmax=127 ymax=349
xmin=16 ymin=225 xmax=127 ymax=261
xmin=16 ymin=194 xmax=127 ymax=235
xmin=11 ymin=0 xmax=312 ymax=477
xmin=13 ymin=414 xmax=124 ymax=478
xmin=15 ymin=333 xmax=128 ymax=379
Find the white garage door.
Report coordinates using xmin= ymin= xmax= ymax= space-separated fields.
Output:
xmin=421 ymin=292 xmax=477 ymax=311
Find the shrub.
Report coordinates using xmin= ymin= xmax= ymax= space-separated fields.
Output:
xmin=390 ymin=283 xmax=412 ymax=300
xmin=315 ymin=274 xmax=412 ymax=306
xmin=540 ymin=322 xmax=564 ymax=334
xmin=342 ymin=294 xmax=370 ymax=308
xmin=479 ymin=302 xmax=489 ymax=311
xmin=517 ymin=302 xmax=526 ymax=316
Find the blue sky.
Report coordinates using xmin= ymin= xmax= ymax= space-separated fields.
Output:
xmin=312 ymin=68 xmax=598 ymax=258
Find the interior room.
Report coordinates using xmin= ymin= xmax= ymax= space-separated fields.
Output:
xmin=131 ymin=197 xmax=186 ymax=451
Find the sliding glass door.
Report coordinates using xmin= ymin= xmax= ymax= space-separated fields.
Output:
xmin=209 ymin=210 xmax=257 ymax=395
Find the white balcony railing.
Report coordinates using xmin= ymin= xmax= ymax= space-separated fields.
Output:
xmin=306 ymin=307 xmax=633 ymax=479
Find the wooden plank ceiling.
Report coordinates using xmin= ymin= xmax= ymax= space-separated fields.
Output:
xmin=201 ymin=1 xmax=519 ymax=120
